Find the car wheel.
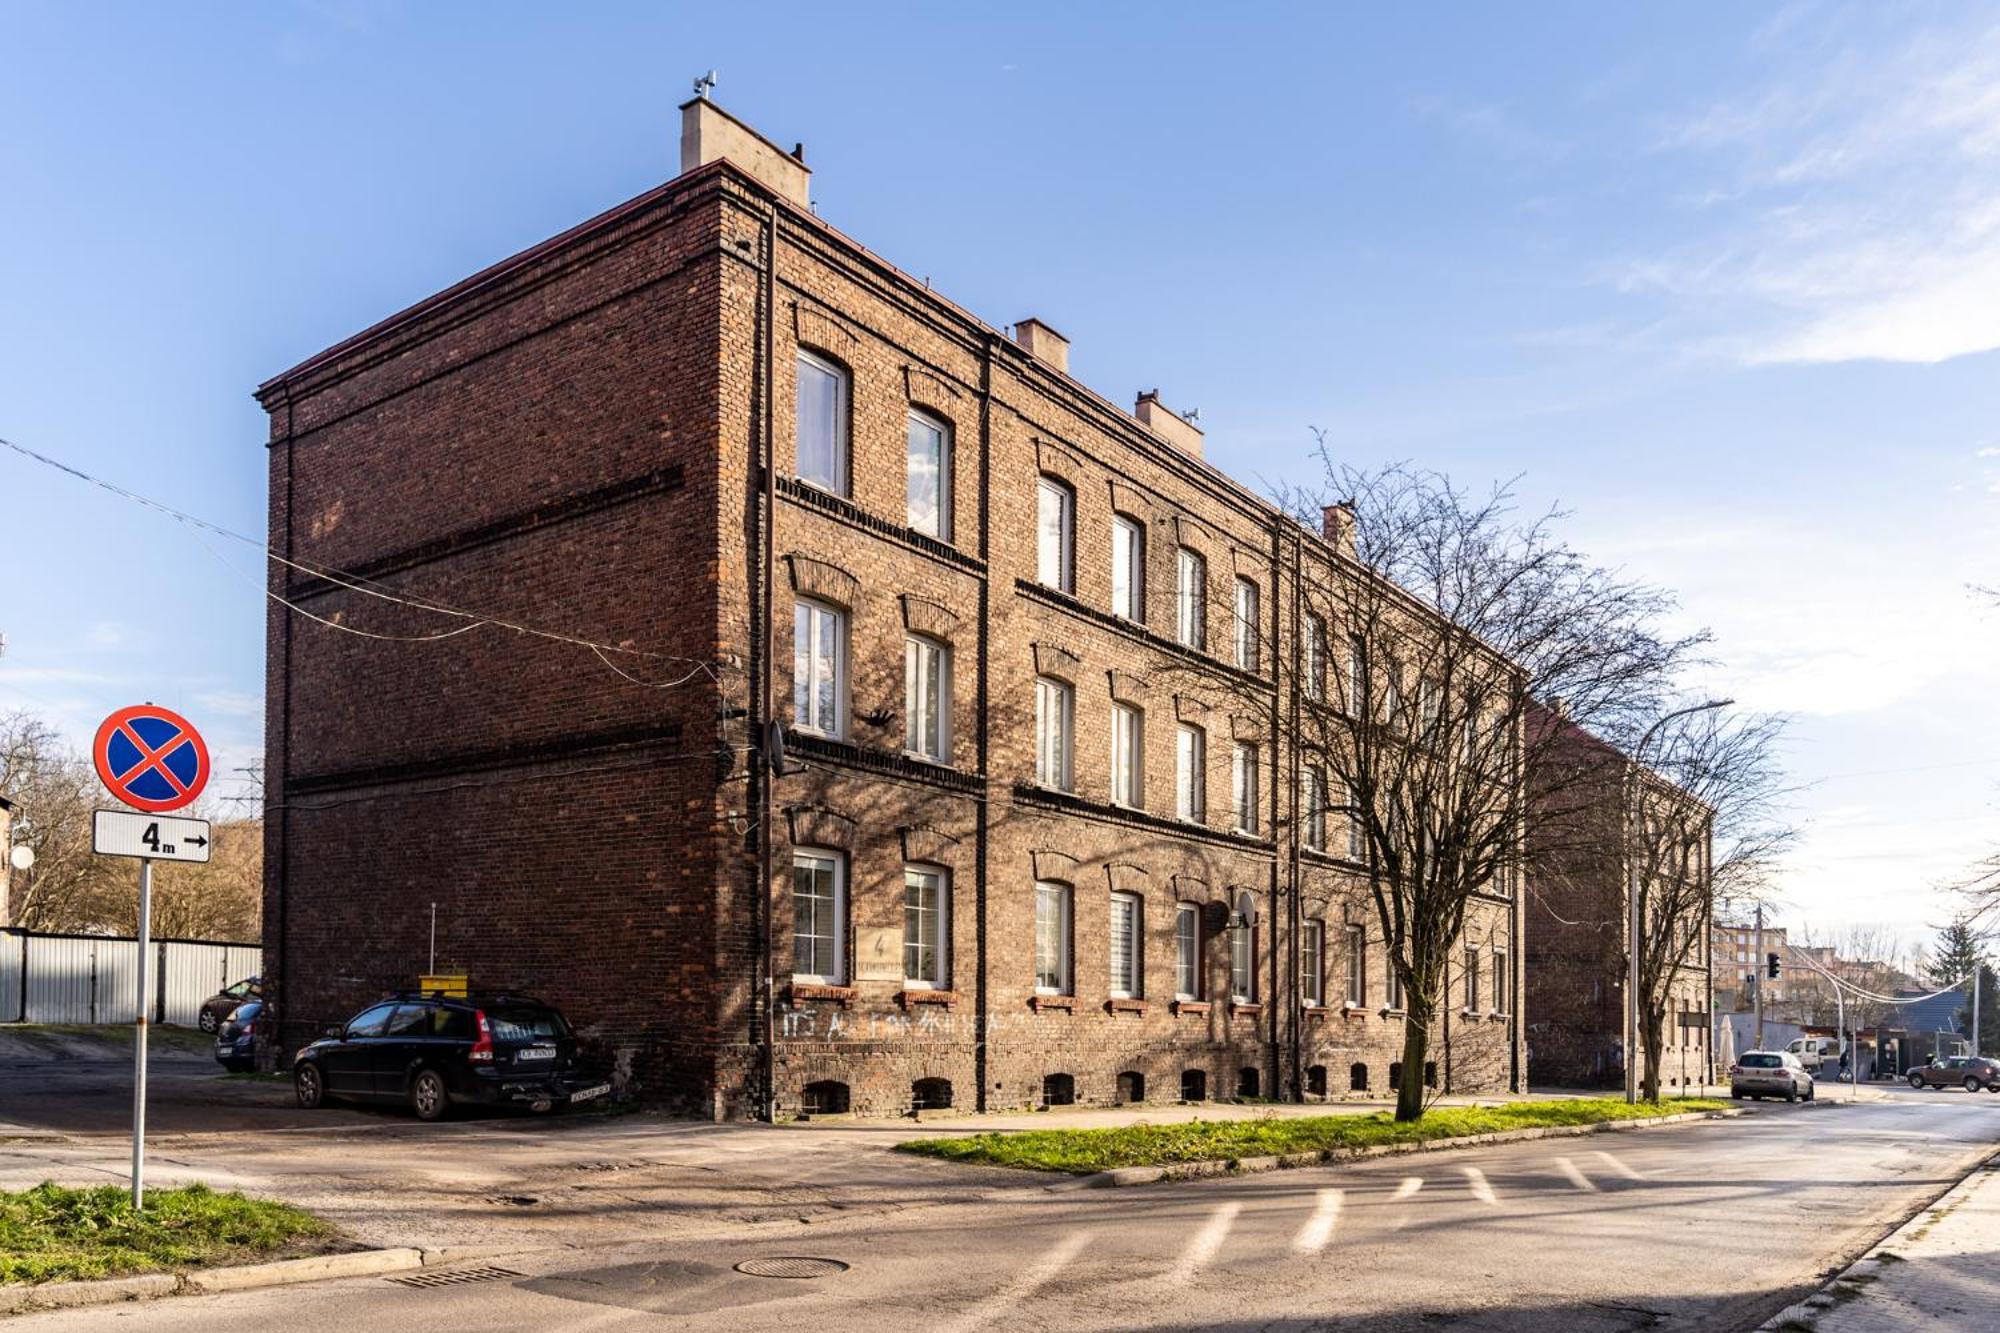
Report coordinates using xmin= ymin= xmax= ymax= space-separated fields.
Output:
xmin=1806 ymin=1084 xmax=1815 ymax=1102
xmin=295 ymin=1062 xmax=326 ymax=1109
xmin=1785 ymin=1085 xmax=1798 ymax=1103
xmin=1731 ymin=1089 xmax=1743 ymax=1100
xmin=198 ymin=1009 xmax=219 ymax=1034
xmin=1965 ymin=1077 xmax=1983 ymax=1094
xmin=1909 ymin=1073 xmax=1926 ymax=1089
xmin=410 ymin=1068 xmax=450 ymax=1122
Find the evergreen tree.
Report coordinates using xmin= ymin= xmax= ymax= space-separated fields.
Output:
xmin=1927 ymin=917 xmax=1993 ymax=1051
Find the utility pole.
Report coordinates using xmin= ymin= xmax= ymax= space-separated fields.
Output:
xmin=1754 ymin=902 xmax=1765 ymax=1051
xmin=1976 ymin=966 xmax=1983 ymax=1058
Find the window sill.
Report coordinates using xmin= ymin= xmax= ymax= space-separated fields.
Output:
xmin=1029 ymin=994 xmax=1076 ymax=1012
xmin=1170 ymin=1000 xmax=1209 ymax=1016
xmin=790 ymin=983 xmax=857 ymax=1007
xmin=1304 ymin=1006 xmax=1335 ymax=1020
xmin=1341 ymin=1004 xmax=1371 ymax=1018
xmin=1229 ymin=1002 xmax=1264 ymax=1018
xmin=1380 ymin=1007 xmax=1407 ymax=1018
xmin=1105 ymin=998 xmax=1150 ymax=1015
xmin=899 ymin=989 xmax=959 ymax=1011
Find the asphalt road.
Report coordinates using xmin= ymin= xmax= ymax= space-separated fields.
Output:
xmin=13 ymin=1091 xmax=1998 ymax=1332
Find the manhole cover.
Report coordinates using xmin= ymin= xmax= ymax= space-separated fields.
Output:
xmin=733 ymin=1256 xmax=849 ymax=1280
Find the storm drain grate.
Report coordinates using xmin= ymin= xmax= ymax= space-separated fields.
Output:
xmin=387 ymin=1265 xmax=524 ymax=1290
xmin=734 ymin=1256 xmax=850 ymax=1280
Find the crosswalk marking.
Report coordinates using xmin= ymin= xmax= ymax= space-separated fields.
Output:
xmin=1461 ymin=1165 xmax=1498 ymax=1205
xmin=1169 ymin=1202 xmax=1241 ymax=1283
xmin=940 ymin=1230 xmax=1090 ymax=1333
xmin=1292 ymin=1188 xmax=1343 ymax=1254
xmin=1592 ymin=1149 xmax=1646 ymax=1181
xmin=1391 ymin=1175 xmax=1424 ymax=1201
xmin=1554 ymin=1155 xmax=1598 ymax=1192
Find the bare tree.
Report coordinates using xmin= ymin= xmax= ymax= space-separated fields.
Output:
xmin=1185 ymin=457 xmax=1708 ymax=1121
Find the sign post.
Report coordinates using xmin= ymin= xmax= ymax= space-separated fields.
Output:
xmin=91 ymin=705 xmax=210 ymax=1210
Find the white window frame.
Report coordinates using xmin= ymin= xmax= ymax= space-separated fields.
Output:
xmin=1347 ymin=633 xmax=1365 ymax=716
xmin=1230 ymin=890 xmax=1257 ymax=1003
xmin=1303 ymin=767 xmax=1325 ymax=851
xmin=1346 ymin=923 xmax=1366 ymax=1007
xmin=1035 ymin=675 xmax=1074 ymax=792
xmin=1110 ymin=891 xmax=1143 ymax=999
xmin=792 ymin=849 xmax=846 ymax=985
xmin=1175 ymin=903 xmax=1201 ymax=1001
xmin=1112 ymin=514 xmax=1146 ymax=622
xmin=793 ymin=599 xmax=847 ymax=739
xmin=1112 ymin=702 xmax=1145 ymax=808
xmin=795 ymin=349 xmax=849 ymax=496
xmin=1234 ymin=577 xmax=1260 ymax=671
xmin=1304 ymin=614 xmax=1326 ymax=702
xmin=1175 ymin=723 xmax=1206 ymax=823
xmin=1037 ymin=477 xmax=1075 ymax=593
xmin=1232 ymin=742 xmax=1260 ymax=835
xmin=902 ymin=865 xmax=949 ymax=989
xmin=1034 ymin=881 xmax=1073 ymax=995
xmin=903 ymin=634 xmax=951 ymax=762
xmin=1176 ymin=547 xmax=1207 ymax=650
xmin=1492 ymin=946 xmax=1509 ymax=1016
xmin=1302 ymin=919 xmax=1325 ymax=1008
xmin=906 ymin=410 xmax=951 ymax=540
xmin=1345 ymin=780 xmax=1365 ymax=860
xmin=1386 ymin=957 xmax=1404 ymax=1012
xmin=1464 ymin=946 xmax=1481 ymax=1013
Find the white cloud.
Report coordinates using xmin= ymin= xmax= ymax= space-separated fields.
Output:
xmin=1632 ymin=15 xmax=2000 ymax=365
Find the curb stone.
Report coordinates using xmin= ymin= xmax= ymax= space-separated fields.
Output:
xmin=0 ymin=1246 xmax=434 ymax=1318
xmin=1753 ymin=1149 xmax=2000 ymax=1332
xmin=1057 ymin=1106 xmax=1765 ymax=1190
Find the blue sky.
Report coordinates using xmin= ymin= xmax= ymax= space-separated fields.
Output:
xmin=3 ymin=2 xmax=1997 ymax=955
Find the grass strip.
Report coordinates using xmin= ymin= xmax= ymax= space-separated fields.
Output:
xmin=0 ymin=1182 xmax=334 ymax=1285
xmin=896 ymin=1097 xmax=1731 ymax=1174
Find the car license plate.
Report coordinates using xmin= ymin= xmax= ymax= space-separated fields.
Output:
xmin=570 ymin=1083 xmax=611 ymax=1104
xmin=519 ymin=1045 xmax=556 ymax=1062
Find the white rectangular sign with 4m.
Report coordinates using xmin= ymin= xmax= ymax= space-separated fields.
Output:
xmin=93 ymin=810 xmax=211 ymax=864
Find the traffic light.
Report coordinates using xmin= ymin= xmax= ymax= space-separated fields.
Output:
xmin=1767 ymin=952 xmax=1782 ymax=980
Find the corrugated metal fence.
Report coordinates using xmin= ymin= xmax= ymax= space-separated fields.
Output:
xmin=0 ymin=928 xmax=261 ymax=1026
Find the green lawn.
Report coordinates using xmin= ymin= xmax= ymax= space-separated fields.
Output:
xmin=0 ymin=1182 xmax=334 ymax=1285
xmin=896 ymin=1097 xmax=1731 ymax=1174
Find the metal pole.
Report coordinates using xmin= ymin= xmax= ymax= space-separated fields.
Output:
xmin=1975 ymin=966 xmax=1983 ymax=1059
xmin=132 ymin=858 xmax=151 ymax=1209
xmin=1754 ymin=903 xmax=1765 ymax=1052
xmin=1625 ymin=768 xmax=1640 ymax=1104
xmin=428 ymin=902 xmax=436 ymax=976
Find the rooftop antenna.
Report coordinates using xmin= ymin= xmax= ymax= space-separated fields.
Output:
xmin=1180 ymin=408 xmax=1202 ymax=424
xmin=693 ymin=69 xmax=719 ymax=101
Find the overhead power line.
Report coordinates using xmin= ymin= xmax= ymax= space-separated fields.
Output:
xmin=0 ymin=435 xmax=722 ymax=690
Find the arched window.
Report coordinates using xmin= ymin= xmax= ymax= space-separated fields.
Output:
xmin=1230 ymin=891 xmax=1257 ymax=1002
xmin=1424 ymin=1060 xmax=1438 ymax=1089
xmin=1180 ymin=1069 xmax=1208 ymax=1102
xmin=911 ymin=1078 xmax=953 ymax=1111
xmin=1349 ymin=1062 xmax=1370 ymax=1092
xmin=1116 ymin=1071 xmax=1146 ymax=1104
xmin=795 ymin=350 xmax=849 ymax=495
xmin=1306 ymin=1065 xmax=1328 ymax=1097
xmin=1237 ymin=1066 xmax=1261 ymax=1099
xmin=906 ymin=410 xmax=951 ymax=539
xmin=1042 ymin=1072 xmax=1076 ymax=1107
xmin=903 ymin=634 xmax=951 ymax=761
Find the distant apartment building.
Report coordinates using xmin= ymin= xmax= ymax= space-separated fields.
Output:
xmin=255 ymin=99 xmax=1524 ymax=1118
xmin=1713 ymin=921 xmax=1790 ymax=1011
xmin=1523 ymin=703 xmax=1714 ymax=1090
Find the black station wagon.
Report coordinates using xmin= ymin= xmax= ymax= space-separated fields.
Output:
xmin=292 ymin=993 xmax=609 ymax=1121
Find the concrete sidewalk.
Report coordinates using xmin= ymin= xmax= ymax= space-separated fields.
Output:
xmin=1760 ymin=1155 xmax=2000 ymax=1331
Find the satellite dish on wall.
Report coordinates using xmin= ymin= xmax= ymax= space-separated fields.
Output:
xmin=9 ymin=845 xmax=34 ymax=871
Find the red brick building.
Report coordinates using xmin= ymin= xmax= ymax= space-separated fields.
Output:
xmin=1523 ymin=703 xmax=1713 ymax=1092
xmin=257 ymin=100 xmax=1523 ymax=1119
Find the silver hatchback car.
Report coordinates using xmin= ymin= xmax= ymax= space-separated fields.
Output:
xmin=1732 ymin=1050 xmax=1815 ymax=1102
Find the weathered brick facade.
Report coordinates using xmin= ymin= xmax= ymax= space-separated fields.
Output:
xmin=258 ymin=100 xmax=1524 ymax=1119
xmin=1523 ymin=703 xmax=1713 ymax=1091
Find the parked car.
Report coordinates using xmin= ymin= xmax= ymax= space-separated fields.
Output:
xmin=213 ymin=1000 xmax=263 ymax=1073
xmin=1905 ymin=1055 xmax=2000 ymax=1092
xmin=291 ymin=992 xmax=610 ymax=1121
xmin=1731 ymin=1050 xmax=1815 ymax=1102
xmin=197 ymin=976 xmax=263 ymax=1033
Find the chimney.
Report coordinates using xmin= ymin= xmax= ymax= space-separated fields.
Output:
xmin=1133 ymin=390 xmax=1204 ymax=459
xmin=679 ymin=98 xmax=811 ymax=209
xmin=1321 ymin=500 xmax=1356 ymax=558
xmin=1012 ymin=318 xmax=1069 ymax=375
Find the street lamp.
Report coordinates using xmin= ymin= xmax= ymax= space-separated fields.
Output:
xmin=1626 ymin=698 xmax=1733 ymax=1105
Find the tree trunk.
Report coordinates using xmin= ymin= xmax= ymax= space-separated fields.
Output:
xmin=1395 ymin=1010 xmax=1431 ymax=1121
xmin=1640 ymin=1008 xmax=1664 ymax=1102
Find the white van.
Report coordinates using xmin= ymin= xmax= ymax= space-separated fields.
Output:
xmin=1786 ymin=1035 xmax=1843 ymax=1071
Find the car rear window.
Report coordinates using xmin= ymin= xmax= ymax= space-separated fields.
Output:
xmin=487 ymin=1005 xmax=568 ymax=1041
xmin=1742 ymin=1054 xmax=1782 ymax=1068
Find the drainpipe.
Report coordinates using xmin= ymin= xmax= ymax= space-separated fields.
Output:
xmin=1268 ymin=516 xmax=1284 ymax=1099
xmin=973 ymin=335 xmax=994 ymax=1111
xmin=1285 ymin=524 xmax=1303 ymax=1100
xmin=752 ymin=201 xmax=779 ymax=1123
